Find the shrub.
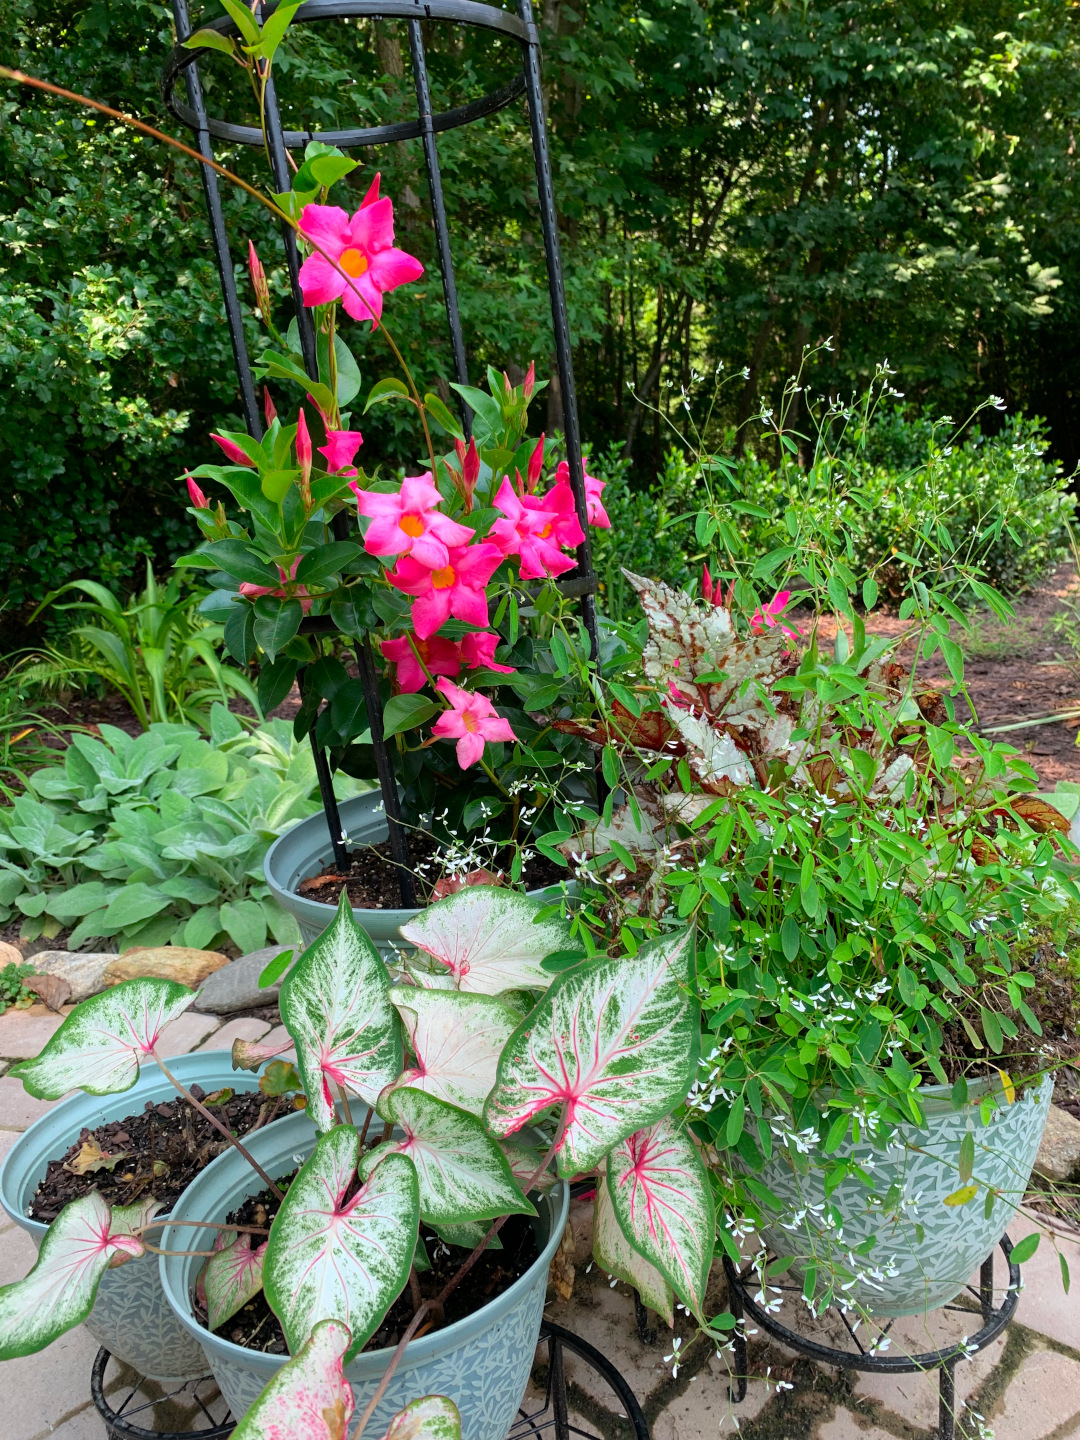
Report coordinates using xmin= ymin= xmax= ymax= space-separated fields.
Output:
xmin=0 ymin=706 xmax=371 ymax=954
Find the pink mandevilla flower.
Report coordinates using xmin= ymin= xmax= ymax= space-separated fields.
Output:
xmin=530 ymin=475 xmax=585 ymax=551
xmin=381 ymin=633 xmax=461 ymax=694
xmin=297 ymin=174 xmax=423 ymax=327
xmin=491 ymin=475 xmax=575 ymax=581
xmin=386 ymin=542 xmax=504 ymax=640
xmin=352 ymin=473 xmax=473 ymax=569
xmin=751 ymin=589 xmax=803 ymax=640
xmin=238 ymin=556 xmax=313 ymax=614
xmin=431 ymin=678 xmax=517 ymax=770
xmin=459 ymin=630 xmax=515 ymax=674
xmin=553 ymin=458 xmax=610 ymax=529
xmin=306 ymin=396 xmax=363 ymax=476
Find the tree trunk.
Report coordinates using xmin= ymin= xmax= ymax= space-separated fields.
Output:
xmin=374 ymin=21 xmax=404 ymax=79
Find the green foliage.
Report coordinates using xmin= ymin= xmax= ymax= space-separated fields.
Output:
xmin=591 ymin=407 xmax=1074 ymax=622
xmin=30 ymin=563 xmax=261 ymax=729
xmin=0 ymin=961 xmax=35 ymax=1015
xmin=0 ymin=705 xmax=371 ymax=952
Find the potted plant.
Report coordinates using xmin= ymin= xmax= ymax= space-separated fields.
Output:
xmin=0 ymin=997 xmax=292 ymax=1379
xmin=544 ymin=374 xmax=1080 ymax=1322
xmin=0 ymin=885 xmax=723 ymax=1440
xmin=177 ymin=141 xmax=612 ymax=956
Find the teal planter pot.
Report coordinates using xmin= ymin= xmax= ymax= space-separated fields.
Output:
xmin=0 ymin=1051 xmax=269 ymax=1380
xmin=748 ymin=1074 xmax=1053 ymax=1317
xmin=158 ymin=1110 xmax=570 ymax=1440
xmin=264 ymin=790 xmax=572 ymax=952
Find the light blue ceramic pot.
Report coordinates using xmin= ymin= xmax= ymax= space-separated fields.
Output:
xmin=264 ymin=790 xmax=571 ymax=952
xmin=158 ymin=1110 xmax=570 ymax=1440
xmin=0 ymin=1051 xmax=270 ymax=1380
xmin=748 ymin=1074 xmax=1053 ymax=1317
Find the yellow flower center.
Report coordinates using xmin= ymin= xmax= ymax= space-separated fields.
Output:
xmin=538 ymin=523 xmax=553 ymax=539
xmin=462 ymin=711 xmax=479 ymax=733
xmin=339 ymin=247 xmax=369 ymax=278
xmin=399 ymin=514 xmax=425 ymax=538
xmin=432 ymin=565 xmax=456 ymax=589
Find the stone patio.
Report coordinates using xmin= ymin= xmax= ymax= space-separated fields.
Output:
xmin=1 ymin=1000 xmax=1079 ymax=1439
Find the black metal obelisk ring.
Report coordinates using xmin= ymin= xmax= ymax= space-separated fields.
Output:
xmin=161 ymin=0 xmax=600 ymax=897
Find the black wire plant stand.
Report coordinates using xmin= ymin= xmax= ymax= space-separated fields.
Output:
xmin=722 ymin=1235 xmax=1023 ymax=1440
xmin=89 ymin=1320 xmax=650 ymax=1439
xmin=160 ymin=0 xmax=602 ymax=901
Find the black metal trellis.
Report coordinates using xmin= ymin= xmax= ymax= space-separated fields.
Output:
xmin=162 ymin=0 xmax=601 ymax=900
xmin=723 ymin=1235 xmax=1023 ymax=1440
xmin=89 ymin=1320 xmax=650 ymax=1439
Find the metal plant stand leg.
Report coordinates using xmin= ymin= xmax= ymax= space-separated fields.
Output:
xmin=91 ymin=1319 xmax=651 ymax=1440
xmin=722 ymin=1236 xmax=1023 ymax=1440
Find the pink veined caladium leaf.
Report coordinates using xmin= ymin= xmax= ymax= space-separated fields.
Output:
xmin=263 ymin=1125 xmax=418 ymax=1360
xmin=483 ymin=930 xmax=698 ymax=1178
xmin=228 ymin=1318 xmax=354 ymax=1440
xmin=500 ymin=1140 xmax=558 ymax=1195
xmin=0 ymin=1192 xmax=147 ymax=1358
xmin=204 ymin=1231 xmax=269 ymax=1331
xmin=232 ymin=1034 xmax=294 ymax=1072
xmin=593 ymin=1162 xmax=673 ymax=1326
xmin=279 ymin=893 xmax=403 ymax=1133
xmin=399 ymin=885 xmax=573 ymax=995
xmin=387 ymin=988 xmax=520 ymax=1117
xmin=8 ymin=979 xmax=197 ymax=1098
xmin=368 ymin=1087 xmax=535 ymax=1226
xmin=606 ymin=1115 xmax=715 ymax=1316
xmin=377 ymin=1395 xmax=462 ymax=1440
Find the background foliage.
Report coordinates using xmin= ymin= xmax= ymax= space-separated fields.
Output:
xmin=2 ymin=0 xmax=1078 ymax=623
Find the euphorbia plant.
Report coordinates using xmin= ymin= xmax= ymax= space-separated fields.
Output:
xmin=0 ymin=884 xmax=725 ymax=1429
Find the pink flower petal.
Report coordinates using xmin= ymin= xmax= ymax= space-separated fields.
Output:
xmin=299 ymin=204 xmax=350 ymax=255
xmin=298 ymin=252 xmax=344 ymax=307
xmin=340 ymin=272 xmax=382 ymax=325
xmin=455 ymin=731 xmax=486 ymax=769
xmin=353 ymin=195 xmax=395 ymax=253
xmin=370 ymin=247 xmax=425 ymax=292
xmin=411 ymin=589 xmax=452 ymax=639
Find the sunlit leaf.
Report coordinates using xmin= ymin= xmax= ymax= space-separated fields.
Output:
xmin=9 ymin=979 xmax=196 ymax=1098
xmin=484 ymin=930 xmax=699 ymax=1177
xmin=228 ymin=1318 xmax=354 ymax=1440
xmin=388 ymin=988 xmax=518 ymax=1117
xmin=399 ymin=885 xmax=572 ymax=995
xmin=263 ymin=1126 xmax=418 ymax=1359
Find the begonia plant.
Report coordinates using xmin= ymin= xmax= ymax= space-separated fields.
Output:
xmin=0 ymin=883 xmax=723 ymax=1433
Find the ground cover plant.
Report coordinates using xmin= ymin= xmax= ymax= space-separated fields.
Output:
xmin=0 ymin=706 xmax=368 ymax=952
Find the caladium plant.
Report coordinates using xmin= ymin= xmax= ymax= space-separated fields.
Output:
xmin=2 ymin=881 xmax=719 ymax=1424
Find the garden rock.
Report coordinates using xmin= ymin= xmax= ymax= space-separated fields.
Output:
xmin=190 ymin=945 xmax=290 ymax=1014
xmin=1034 ymin=1103 xmax=1080 ymax=1183
xmin=29 ymin=951 xmax=119 ymax=1002
xmin=0 ymin=941 xmax=24 ymax=967
xmin=103 ymin=946 xmax=230 ymax=989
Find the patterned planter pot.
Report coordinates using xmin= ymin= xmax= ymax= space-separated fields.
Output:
xmin=0 ymin=1051 xmax=271 ymax=1380
xmin=749 ymin=1074 xmax=1053 ymax=1317
xmin=264 ymin=791 xmax=567 ymax=952
xmin=158 ymin=1110 xmax=570 ymax=1440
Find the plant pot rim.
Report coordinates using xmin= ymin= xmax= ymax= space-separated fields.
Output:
xmin=0 ymin=1051 xmax=270 ymax=1240
xmin=158 ymin=1109 xmax=570 ymax=1378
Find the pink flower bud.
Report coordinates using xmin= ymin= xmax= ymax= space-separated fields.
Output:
xmin=248 ymin=240 xmax=271 ymax=323
xmin=296 ymin=409 xmax=312 ymax=507
xmin=526 ymin=433 xmax=545 ymax=494
xmin=263 ymin=388 xmax=278 ymax=427
xmin=211 ymin=433 xmax=255 ymax=467
xmin=523 ymin=361 xmax=535 ymax=401
xmin=701 ymin=562 xmax=715 ymax=606
xmin=186 ymin=474 xmax=208 ymax=510
xmin=461 ymin=437 xmax=480 ymax=513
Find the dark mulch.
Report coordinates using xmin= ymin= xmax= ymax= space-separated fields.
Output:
xmin=298 ymin=834 xmax=566 ymax=910
xmin=197 ymin=1170 xmax=539 ymax=1356
xmin=28 ymin=1085 xmax=284 ymax=1221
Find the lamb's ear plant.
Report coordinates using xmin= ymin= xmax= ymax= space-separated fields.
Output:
xmin=0 ymin=884 xmax=721 ymax=1419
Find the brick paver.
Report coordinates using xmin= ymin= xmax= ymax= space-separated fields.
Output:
xmin=0 ymin=1005 xmax=70 ymax=1059
xmin=153 ymin=1010 xmax=221 ymax=1057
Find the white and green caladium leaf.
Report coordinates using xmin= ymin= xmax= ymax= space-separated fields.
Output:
xmin=399 ymin=886 xmax=572 ymax=995
xmin=593 ymin=1163 xmax=673 ymax=1326
xmin=483 ymin=930 xmax=698 ymax=1178
xmin=280 ymin=893 xmax=402 ymax=1133
xmin=204 ymin=1231 xmax=269 ymax=1331
xmin=607 ymin=1115 xmax=715 ymax=1316
xmin=377 ymin=1394 xmax=462 ymax=1440
xmin=263 ymin=1125 xmax=418 ymax=1359
xmin=431 ymin=1222 xmax=501 ymax=1251
xmin=500 ymin=1141 xmax=558 ymax=1195
xmin=8 ymin=979 xmax=197 ymax=1098
xmin=229 ymin=1318 xmax=354 ymax=1440
xmin=387 ymin=988 xmax=519 ymax=1117
xmin=0 ymin=1192 xmax=147 ymax=1358
xmin=368 ymin=1087 xmax=535 ymax=1226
